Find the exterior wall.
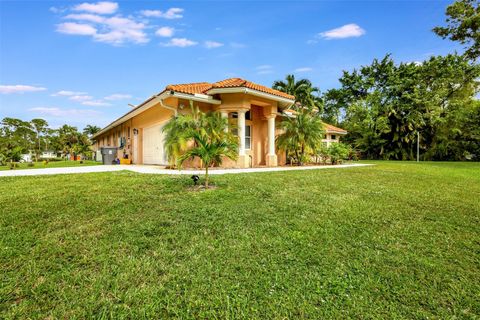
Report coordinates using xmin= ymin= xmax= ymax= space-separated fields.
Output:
xmin=95 ymin=92 xmax=288 ymax=167
xmin=322 ymin=133 xmax=346 ymax=147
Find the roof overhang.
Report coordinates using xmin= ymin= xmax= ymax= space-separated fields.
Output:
xmin=206 ymin=87 xmax=295 ymax=108
xmin=92 ymin=90 xmax=222 ymax=139
xmin=326 ymin=130 xmax=348 ymax=135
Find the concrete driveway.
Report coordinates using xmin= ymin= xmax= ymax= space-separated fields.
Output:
xmin=0 ymin=163 xmax=372 ymax=177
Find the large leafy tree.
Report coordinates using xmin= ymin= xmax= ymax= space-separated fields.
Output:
xmin=83 ymin=125 xmax=101 ymax=137
xmin=276 ymin=110 xmax=325 ymax=165
xmin=433 ymin=0 xmax=480 ymax=60
xmin=326 ymin=54 xmax=480 ymax=160
xmin=273 ymin=74 xmax=322 ymax=112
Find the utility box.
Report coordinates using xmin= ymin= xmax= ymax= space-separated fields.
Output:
xmin=100 ymin=147 xmax=117 ymax=165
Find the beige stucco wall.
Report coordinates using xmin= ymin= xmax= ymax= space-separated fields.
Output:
xmin=95 ymin=92 xmax=287 ymax=167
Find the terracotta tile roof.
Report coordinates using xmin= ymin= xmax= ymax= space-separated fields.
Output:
xmin=164 ymin=78 xmax=295 ymax=100
xmin=212 ymin=78 xmax=295 ymax=100
xmin=165 ymin=82 xmax=212 ymax=95
xmin=324 ymin=123 xmax=347 ymax=134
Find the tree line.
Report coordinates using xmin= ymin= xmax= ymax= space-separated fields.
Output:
xmin=273 ymin=0 xmax=479 ymax=161
xmin=0 ymin=118 xmax=100 ymax=164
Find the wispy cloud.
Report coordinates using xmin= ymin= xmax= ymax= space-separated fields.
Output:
xmin=73 ymin=1 xmax=118 ymax=14
xmin=204 ymin=40 xmax=223 ymax=49
xmin=51 ymin=90 xmax=87 ymax=97
xmin=294 ymin=67 xmax=313 ymax=73
xmin=140 ymin=8 xmax=184 ymax=19
xmin=256 ymin=65 xmax=273 ymax=75
xmin=155 ymin=26 xmax=174 ymax=37
xmin=56 ymin=22 xmax=97 ymax=35
xmin=0 ymin=85 xmax=47 ymax=94
xmin=29 ymin=107 xmax=102 ymax=117
xmin=104 ymin=93 xmax=132 ymax=100
xmin=319 ymin=23 xmax=366 ymax=39
xmin=162 ymin=38 xmax=197 ymax=47
xmin=81 ymin=100 xmax=111 ymax=106
xmin=69 ymin=95 xmax=93 ymax=102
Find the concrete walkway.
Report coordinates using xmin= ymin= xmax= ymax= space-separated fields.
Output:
xmin=0 ymin=163 xmax=372 ymax=177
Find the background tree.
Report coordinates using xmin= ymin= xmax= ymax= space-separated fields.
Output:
xmin=83 ymin=125 xmax=101 ymax=137
xmin=273 ymin=74 xmax=322 ymax=112
xmin=433 ymin=0 xmax=480 ymax=60
xmin=30 ymin=118 xmax=49 ymax=161
xmin=276 ymin=110 xmax=325 ymax=165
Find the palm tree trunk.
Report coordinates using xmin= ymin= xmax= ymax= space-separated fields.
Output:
xmin=205 ymin=165 xmax=209 ymax=188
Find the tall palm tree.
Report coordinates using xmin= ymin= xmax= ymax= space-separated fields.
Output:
xmin=276 ymin=111 xmax=325 ymax=165
xmin=273 ymin=74 xmax=322 ymax=111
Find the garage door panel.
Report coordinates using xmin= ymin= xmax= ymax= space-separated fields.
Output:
xmin=143 ymin=123 xmax=166 ymax=165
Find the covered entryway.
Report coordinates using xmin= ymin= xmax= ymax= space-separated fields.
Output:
xmin=142 ymin=123 xmax=167 ymax=165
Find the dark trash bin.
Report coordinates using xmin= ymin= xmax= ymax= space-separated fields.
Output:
xmin=100 ymin=147 xmax=118 ymax=165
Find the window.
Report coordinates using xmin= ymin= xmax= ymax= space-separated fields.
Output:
xmin=331 ymin=135 xmax=337 ymax=140
xmin=231 ymin=126 xmax=251 ymax=150
xmin=231 ymin=111 xmax=251 ymax=120
xmin=245 ymin=125 xmax=251 ymax=149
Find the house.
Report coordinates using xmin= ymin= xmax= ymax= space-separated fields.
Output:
xmin=92 ymin=78 xmax=347 ymax=168
xmin=41 ymin=150 xmax=58 ymax=159
xmin=323 ymin=123 xmax=348 ymax=147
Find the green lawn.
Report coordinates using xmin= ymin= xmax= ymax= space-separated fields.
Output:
xmin=1 ymin=162 xmax=479 ymax=319
xmin=0 ymin=160 xmax=101 ymax=171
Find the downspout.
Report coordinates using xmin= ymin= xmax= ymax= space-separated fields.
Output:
xmin=159 ymin=95 xmax=178 ymax=116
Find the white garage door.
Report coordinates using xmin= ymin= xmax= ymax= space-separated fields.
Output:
xmin=143 ymin=123 xmax=167 ymax=165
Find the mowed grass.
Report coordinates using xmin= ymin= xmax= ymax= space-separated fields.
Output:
xmin=0 ymin=160 xmax=101 ymax=171
xmin=1 ymin=162 xmax=479 ymax=319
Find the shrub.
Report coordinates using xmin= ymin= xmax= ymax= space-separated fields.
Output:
xmin=27 ymin=162 xmax=35 ymax=167
xmin=328 ymin=143 xmax=350 ymax=164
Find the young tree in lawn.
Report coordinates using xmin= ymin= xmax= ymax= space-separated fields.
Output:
xmin=164 ymin=110 xmax=238 ymax=187
xmin=276 ymin=110 xmax=325 ymax=166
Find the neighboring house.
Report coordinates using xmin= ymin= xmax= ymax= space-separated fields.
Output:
xmin=92 ymin=78 xmax=347 ymax=168
xmin=41 ymin=150 xmax=58 ymax=159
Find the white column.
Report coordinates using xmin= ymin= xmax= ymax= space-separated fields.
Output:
xmin=268 ymin=116 xmax=275 ymax=155
xmin=221 ymin=111 xmax=228 ymax=133
xmin=238 ymin=110 xmax=246 ymax=156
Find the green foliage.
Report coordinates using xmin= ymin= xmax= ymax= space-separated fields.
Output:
xmin=433 ymin=0 xmax=480 ymax=60
xmin=276 ymin=110 xmax=325 ymax=165
xmin=163 ymin=108 xmax=238 ymax=186
xmin=273 ymin=74 xmax=323 ymax=112
xmin=327 ymin=143 xmax=350 ymax=164
xmin=325 ymin=54 xmax=480 ymax=160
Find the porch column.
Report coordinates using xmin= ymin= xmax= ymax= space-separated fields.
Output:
xmin=221 ymin=111 xmax=228 ymax=132
xmin=238 ymin=110 xmax=246 ymax=156
xmin=237 ymin=109 xmax=249 ymax=168
xmin=266 ymin=115 xmax=278 ymax=167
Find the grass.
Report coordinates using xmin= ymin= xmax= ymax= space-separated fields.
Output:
xmin=0 ymin=160 xmax=101 ymax=171
xmin=1 ymin=161 xmax=479 ymax=319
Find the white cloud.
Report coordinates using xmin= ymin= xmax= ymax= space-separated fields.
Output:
xmin=56 ymin=22 xmax=97 ymax=35
xmin=69 ymin=95 xmax=93 ymax=101
xmin=81 ymin=100 xmax=111 ymax=106
xmin=294 ymin=67 xmax=313 ymax=73
xmin=319 ymin=23 xmax=366 ymax=39
xmin=73 ymin=1 xmax=118 ymax=14
xmin=104 ymin=93 xmax=132 ymax=100
xmin=256 ymin=65 xmax=273 ymax=75
xmin=59 ymin=14 xmax=149 ymax=45
xmin=51 ymin=90 xmax=87 ymax=96
xmin=29 ymin=107 xmax=101 ymax=117
xmin=140 ymin=8 xmax=184 ymax=19
xmin=204 ymin=41 xmax=223 ymax=49
xmin=162 ymin=38 xmax=197 ymax=47
xmin=0 ymin=85 xmax=47 ymax=94
xmin=155 ymin=27 xmax=174 ymax=37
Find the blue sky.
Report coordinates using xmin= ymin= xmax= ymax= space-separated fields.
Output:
xmin=0 ymin=0 xmax=460 ymax=129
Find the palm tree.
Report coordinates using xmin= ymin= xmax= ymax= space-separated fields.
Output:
xmin=276 ymin=111 xmax=325 ymax=165
xmin=273 ymin=74 xmax=322 ymax=111
xmin=164 ymin=109 xmax=238 ymax=187
xmin=83 ymin=125 xmax=101 ymax=137
xmin=178 ymin=130 xmax=238 ymax=187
